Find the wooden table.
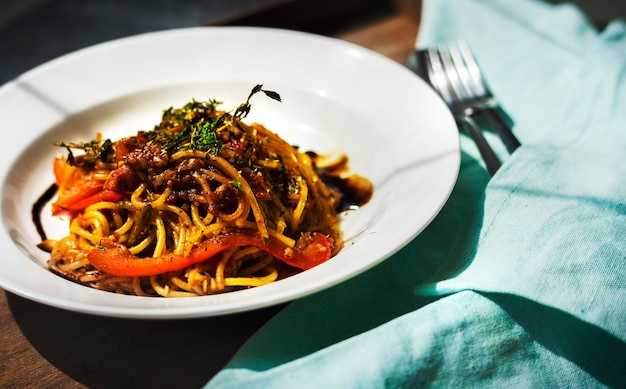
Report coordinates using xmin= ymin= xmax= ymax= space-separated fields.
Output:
xmin=0 ymin=3 xmax=419 ymax=387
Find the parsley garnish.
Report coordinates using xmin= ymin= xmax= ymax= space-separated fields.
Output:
xmin=55 ymin=85 xmax=281 ymax=160
xmin=189 ymin=117 xmax=224 ymax=155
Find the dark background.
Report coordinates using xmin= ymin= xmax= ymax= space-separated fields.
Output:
xmin=0 ymin=0 xmax=397 ymax=85
xmin=1 ymin=0 xmax=624 ymax=86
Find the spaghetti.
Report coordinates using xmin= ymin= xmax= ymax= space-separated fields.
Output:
xmin=39 ymin=85 xmax=371 ymax=297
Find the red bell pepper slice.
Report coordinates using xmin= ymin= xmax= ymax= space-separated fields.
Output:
xmin=88 ymin=229 xmax=333 ymax=277
xmin=51 ymin=155 xmax=122 ymax=216
xmin=61 ymin=190 xmax=123 ymax=211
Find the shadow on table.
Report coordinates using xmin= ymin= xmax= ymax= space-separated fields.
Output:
xmin=7 ymin=292 xmax=284 ymax=388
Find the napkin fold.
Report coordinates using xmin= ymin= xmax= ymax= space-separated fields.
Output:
xmin=207 ymin=0 xmax=626 ymax=387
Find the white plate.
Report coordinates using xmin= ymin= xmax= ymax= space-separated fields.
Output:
xmin=0 ymin=27 xmax=459 ymax=319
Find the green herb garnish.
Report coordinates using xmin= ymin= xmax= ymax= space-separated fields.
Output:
xmin=55 ymin=85 xmax=281 ymax=162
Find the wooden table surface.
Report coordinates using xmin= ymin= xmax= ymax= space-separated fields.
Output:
xmin=0 ymin=3 xmax=419 ymax=388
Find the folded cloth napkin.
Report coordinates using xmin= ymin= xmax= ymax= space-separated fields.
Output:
xmin=207 ymin=0 xmax=626 ymax=387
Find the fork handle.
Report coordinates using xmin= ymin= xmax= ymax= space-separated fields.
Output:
xmin=458 ymin=116 xmax=501 ymax=176
xmin=481 ymin=107 xmax=521 ymax=153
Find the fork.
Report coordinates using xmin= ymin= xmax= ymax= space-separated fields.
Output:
xmin=407 ymin=45 xmax=502 ymax=175
xmin=446 ymin=41 xmax=521 ymax=153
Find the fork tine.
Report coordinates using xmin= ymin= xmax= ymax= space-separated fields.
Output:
xmin=446 ymin=43 xmax=474 ymax=101
xmin=425 ymin=48 xmax=454 ymax=106
xmin=456 ymin=41 xmax=488 ymax=98
xmin=437 ymin=46 xmax=467 ymax=103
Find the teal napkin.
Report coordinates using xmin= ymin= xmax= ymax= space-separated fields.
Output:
xmin=207 ymin=0 xmax=626 ymax=387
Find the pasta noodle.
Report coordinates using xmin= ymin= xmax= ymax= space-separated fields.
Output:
xmin=38 ymin=85 xmax=372 ymax=297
